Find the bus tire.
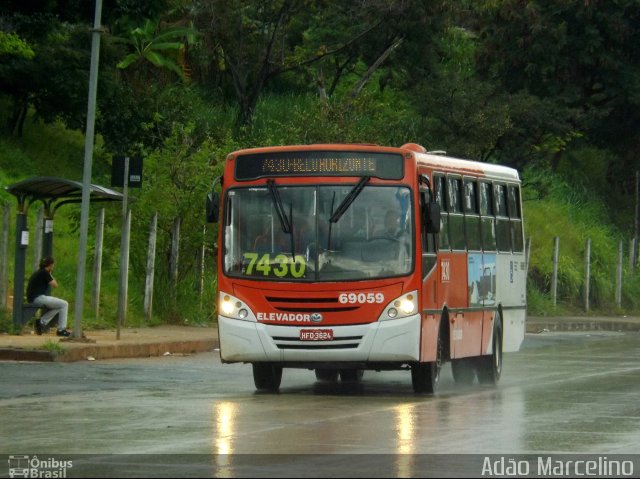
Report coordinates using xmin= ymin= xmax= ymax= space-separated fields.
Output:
xmin=411 ymin=323 xmax=443 ymax=393
xmin=315 ymin=369 xmax=339 ymax=382
xmin=411 ymin=362 xmax=438 ymax=393
xmin=252 ymin=363 xmax=283 ymax=392
xmin=451 ymin=358 xmax=476 ymax=385
xmin=476 ymin=312 xmax=503 ymax=385
xmin=339 ymin=369 xmax=364 ymax=383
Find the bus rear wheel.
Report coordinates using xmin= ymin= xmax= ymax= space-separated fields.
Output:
xmin=339 ymin=369 xmax=364 ymax=383
xmin=315 ymin=369 xmax=339 ymax=382
xmin=476 ymin=314 xmax=503 ymax=385
xmin=252 ymin=363 xmax=283 ymax=392
xmin=451 ymin=358 xmax=476 ymax=385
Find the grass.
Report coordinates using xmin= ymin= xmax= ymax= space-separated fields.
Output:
xmin=2 ymin=98 xmax=640 ymax=327
xmin=41 ymin=339 xmax=64 ymax=354
xmin=523 ymin=165 xmax=640 ymax=315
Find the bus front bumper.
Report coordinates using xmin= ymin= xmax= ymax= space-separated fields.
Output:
xmin=217 ymin=314 xmax=421 ymax=364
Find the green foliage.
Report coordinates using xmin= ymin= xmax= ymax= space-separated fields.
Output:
xmin=524 ymin=164 xmax=640 ymax=314
xmin=1 ymin=0 xmax=640 ymax=325
xmin=41 ymin=339 xmax=64 ymax=354
xmin=0 ymin=308 xmax=18 ymax=334
xmin=248 ymin=87 xmax=417 ymax=146
xmin=112 ymin=18 xmax=197 ymax=84
xmin=0 ymin=32 xmax=35 ymax=59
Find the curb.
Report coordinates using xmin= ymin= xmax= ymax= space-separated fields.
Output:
xmin=0 ymin=338 xmax=219 ymax=362
xmin=526 ymin=320 xmax=640 ymax=333
xmin=0 ymin=348 xmax=57 ymax=362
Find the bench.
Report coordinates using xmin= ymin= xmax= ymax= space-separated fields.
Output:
xmin=21 ymin=303 xmax=58 ymax=331
xmin=22 ymin=303 xmax=44 ymax=323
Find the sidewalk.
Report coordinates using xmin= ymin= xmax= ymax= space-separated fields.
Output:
xmin=0 ymin=316 xmax=638 ymax=363
xmin=0 ymin=325 xmax=219 ymax=362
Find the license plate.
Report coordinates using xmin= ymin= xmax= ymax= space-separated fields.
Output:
xmin=299 ymin=329 xmax=333 ymax=341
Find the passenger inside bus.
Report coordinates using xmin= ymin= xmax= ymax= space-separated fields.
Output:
xmin=381 ymin=209 xmax=402 ymax=237
xmin=253 ymin=221 xmax=288 ymax=254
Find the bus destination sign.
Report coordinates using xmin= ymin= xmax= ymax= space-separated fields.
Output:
xmin=234 ymin=151 xmax=404 ymax=180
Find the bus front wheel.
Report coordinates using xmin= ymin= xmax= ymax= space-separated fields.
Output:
xmin=412 ymin=326 xmax=442 ymax=393
xmin=411 ymin=362 xmax=439 ymax=393
xmin=253 ymin=363 xmax=283 ymax=392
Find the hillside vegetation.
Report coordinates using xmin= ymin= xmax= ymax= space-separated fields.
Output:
xmin=1 ymin=1 xmax=639 ymax=330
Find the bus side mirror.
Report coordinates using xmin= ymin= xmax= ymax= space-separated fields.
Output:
xmin=206 ymin=192 xmax=220 ymax=223
xmin=426 ymin=202 xmax=441 ymax=233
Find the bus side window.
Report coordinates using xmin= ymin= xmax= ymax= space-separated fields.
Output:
xmin=495 ymin=183 xmax=510 ymax=252
xmin=434 ymin=175 xmax=450 ymax=251
xmin=464 ymin=178 xmax=481 ymax=251
xmin=447 ymin=176 xmax=465 ymax=251
xmin=420 ymin=178 xmax=437 ymax=277
xmin=479 ymin=181 xmax=496 ymax=251
xmin=508 ymin=185 xmax=524 ymax=252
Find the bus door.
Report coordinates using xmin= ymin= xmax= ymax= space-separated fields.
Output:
xmin=419 ymin=174 xmax=439 ymax=362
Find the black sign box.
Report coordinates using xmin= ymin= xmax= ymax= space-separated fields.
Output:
xmin=111 ymin=156 xmax=143 ymax=188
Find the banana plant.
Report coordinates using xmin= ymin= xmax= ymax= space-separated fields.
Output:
xmin=112 ymin=19 xmax=196 ymax=82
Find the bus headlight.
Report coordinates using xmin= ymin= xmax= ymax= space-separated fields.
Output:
xmin=221 ymin=296 xmax=235 ymax=315
xmin=399 ymin=298 xmax=415 ymax=314
xmin=380 ymin=291 xmax=418 ymax=321
xmin=218 ymin=292 xmax=256 ymax=321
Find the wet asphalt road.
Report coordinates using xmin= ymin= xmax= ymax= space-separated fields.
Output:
xmin=1 ymin=331 xmax=639 ymax=477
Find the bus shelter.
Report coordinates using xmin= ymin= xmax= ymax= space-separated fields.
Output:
xmin=5 ymin=177 xmax=123 ymax=327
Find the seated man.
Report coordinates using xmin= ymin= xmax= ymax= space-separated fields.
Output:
xmin=26 ymin=257 xmax=71 ymax=337
xmin=376 ymin=209 xmax=403 ymax=238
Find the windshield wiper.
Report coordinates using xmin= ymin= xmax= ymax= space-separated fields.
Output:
xmin=267 ymin=179 xmax=292 ymax=234
xmin=267 ymin=179 xmax=296 ymax=258
xmin=329 ymin=176 xmax=370 ymax=223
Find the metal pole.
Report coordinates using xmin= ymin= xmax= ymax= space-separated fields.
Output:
xmin=584 ymin=238 xmax=591 ymax=313
xmin=33 ymin=206 xmax=44 ymax=272
xmin=0 ymin=204 xmax=9 ymax=309
xmin=616 ymin=240 xmax=623 ymax=308
xmin=121 ymin=157 xmax=129 ymax=218
xmin=73 ymin=0 xmax=103 ymax=339
xmin=116 ymin=157 xmax=129 ymax=338
xmin=42 ymin=214 xmax=53 ymax=258
xmin=91 ymin=208 xmax=105 ymax=318
xmin=117 ymin=208 xmax=131 ymax=339
xmin=144 ymin=212 xmax=158 ymax=321
xmin=551 ymin=237 xmax=559 ymax=307
xmin=634 ymin=171 xmax=639 ymax=268
xmin=171 ymin=217 xmax=180 ymax=306
xmin=525 ymin=237 xmax=532 ymax=274
xmin=12 ymin=208 xmax=28 ymax=327
xmin=198 ymin=225 xmax=206 ymax=310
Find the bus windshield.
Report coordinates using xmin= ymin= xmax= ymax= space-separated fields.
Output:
xmin=224 ymin=184 xmax=413 ymax=281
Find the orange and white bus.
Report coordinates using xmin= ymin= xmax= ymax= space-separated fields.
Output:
xmin=206 ymin=143 xmax=526 ymax=393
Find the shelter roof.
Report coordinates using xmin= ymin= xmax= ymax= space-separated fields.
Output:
xmin=6 ymin=176 xmax=123 ymax=203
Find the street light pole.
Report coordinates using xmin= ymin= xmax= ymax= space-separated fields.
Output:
xmin=73 ymin=0 xmax=103 ymax=339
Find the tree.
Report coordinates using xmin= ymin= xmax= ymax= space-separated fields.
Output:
xmin=112 ymin=18 xmax=196 ymax=84
xmin=192 ymin=0 xmax=421 ymax=128
xmin=472 ymin=0 xmax=640 ymax=172
xmin=0 ymin=12 xmax=91 ymax=136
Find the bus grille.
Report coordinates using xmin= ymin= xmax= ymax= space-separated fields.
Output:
xmin=272 ymin=335 xmax=363 ymax=350
xmin=265 ymin=296 xmax=358 ymax=313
